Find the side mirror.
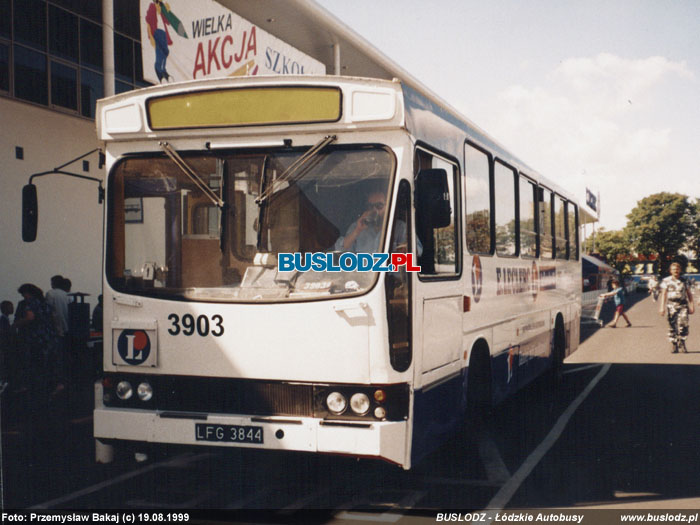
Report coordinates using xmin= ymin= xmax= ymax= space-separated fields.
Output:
xmin=415 ymin=168 xmax=451 ymax=229
xmin=22 ymin=183 xmax=38 ymax=242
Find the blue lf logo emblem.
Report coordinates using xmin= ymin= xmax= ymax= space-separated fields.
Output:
xmin=116 ymin=329 xmax=151 ymax=365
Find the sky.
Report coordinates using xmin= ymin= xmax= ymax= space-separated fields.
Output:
xmin=316 ymin=0 xmax=700 ymax=231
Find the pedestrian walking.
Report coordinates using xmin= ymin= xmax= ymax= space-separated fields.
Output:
xmin=658 ymin=262 xmax=695 ymax=353
xmin=648 ymin=275 xmax=660 ymax=302
xmin=601 ymin=278 xmax=632 ymax=328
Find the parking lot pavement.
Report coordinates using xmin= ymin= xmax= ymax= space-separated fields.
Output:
xmin=571 ymin=291 xmax=700 ymax=365
xmin=0 ymin=371 xmax=97 ymax=508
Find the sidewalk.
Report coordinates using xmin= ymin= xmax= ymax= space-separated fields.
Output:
xmin=571 ymin=291 xmax=700 ymax=365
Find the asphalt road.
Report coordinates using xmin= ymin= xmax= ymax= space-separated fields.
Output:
xmin=2 ymin=291 xmax=700 ymax=522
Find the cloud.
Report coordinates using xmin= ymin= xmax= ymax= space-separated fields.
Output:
xmin=555 ymin=54 xmax=692 ymax=109
xmin=480 ymin=53 xmax=694 ymax=229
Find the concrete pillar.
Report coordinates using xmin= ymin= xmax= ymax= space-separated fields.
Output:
xmin=102 ymin=0 xmax=115 ymax=97
xmin=333 ymin=43 xmax=341 ymax=75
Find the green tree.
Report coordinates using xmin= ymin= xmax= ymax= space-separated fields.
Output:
xmin=593 ymin=228 xmax=629 ymax=274
xmin=688 ymin=199 xmax=700 ymax=261
xmin=625 ymin=192 xmax=694 ymax=276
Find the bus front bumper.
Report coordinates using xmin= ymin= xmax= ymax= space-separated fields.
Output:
xmin=93 ymin=406 xmax=409 ymax=467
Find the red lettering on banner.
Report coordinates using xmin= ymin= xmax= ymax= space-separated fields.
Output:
xmin=234 ymin=31 xmax=246 ymax=62
xmin=207 ymin=37 xmax=221 ymax=74
xmin=193 ymin=27 xmax=258 ymax=79
xmin=245 ymin=26 xmax=257 ymax=59
xmin=221 ymin=35 xmax=233 ymax=68
xmin=193 ymin=43 xmax=206 ymax=78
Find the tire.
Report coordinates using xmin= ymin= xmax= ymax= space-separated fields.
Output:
xmin=466 ymin=348 xmax=492 ymax=430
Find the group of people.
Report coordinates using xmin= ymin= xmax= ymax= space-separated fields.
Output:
xmin=0 ymin=276 xmax=105 ymax=395
xmin=600 ymin=262 xmax=696 ymax=354
xmin=0 ymin=276 xmax=74 ymax=402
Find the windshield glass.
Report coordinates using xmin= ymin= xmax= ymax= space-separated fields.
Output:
xmin=107 ymin=145 xmax=395 ymax=301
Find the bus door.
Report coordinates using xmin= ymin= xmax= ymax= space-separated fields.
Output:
xmin=411 ymin=149 xmax=462 ymax=449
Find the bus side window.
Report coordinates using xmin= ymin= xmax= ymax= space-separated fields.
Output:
xmin=415 ymin=149 xmax=459 ymax=276
xmin=568 ymin=201 xmax=579 ymax=260
xmin=539 ymin=187 xmax=553 ymax=259
xmin=464 ymin=143 xmax=492 ymax=254
xmin=554 ymin=196 xmax=567 ymax=259
xmin=494 ymin=161 xmax=517 ymax=256
xmin=519 ymin=176 xmax=537 ymax=257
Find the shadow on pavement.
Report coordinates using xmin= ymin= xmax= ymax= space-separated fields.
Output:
xmin=511 ymin=361 xmax=700 ymax=509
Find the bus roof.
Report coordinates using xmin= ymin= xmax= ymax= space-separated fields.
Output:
xmin=97 ymin=73 xmax=585 ymax=210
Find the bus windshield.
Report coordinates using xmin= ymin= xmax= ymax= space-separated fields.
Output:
xmin=107 ymin=145 xmax=395 ymax=301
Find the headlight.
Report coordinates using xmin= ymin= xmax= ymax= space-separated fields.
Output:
xmin=116 ymin=381 xmax=133 ymax=400
xmin=326 ymin=392 xmax=347 ymax=414
xmin=137 ymin=382 xmax=153 ymax=401
xmin=350 ymin=393 xmax=370 ymax=415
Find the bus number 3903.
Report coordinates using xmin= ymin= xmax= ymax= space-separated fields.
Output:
xmin=167 ymin=313 xmax=224 ymax=337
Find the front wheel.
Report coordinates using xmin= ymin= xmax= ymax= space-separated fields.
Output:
xmin=466 ymin=351 xmax=492 ymax=431
xmin=549 ymin=319 xmax=566 ymax=385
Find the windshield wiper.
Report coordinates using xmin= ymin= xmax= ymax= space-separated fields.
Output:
xmin=160 ymin=141 xmax=224 ymax=208
xmin=255 ymin=135 xmax=336 ymax=205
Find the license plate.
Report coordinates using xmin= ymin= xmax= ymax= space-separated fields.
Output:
xmin=195 ymin=423 xmax=264 ymax=444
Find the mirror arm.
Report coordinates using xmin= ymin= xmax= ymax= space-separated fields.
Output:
xmin=28 ymin=170 xmax=105 ymax=203
xmin=53 ymin=147 xmax=102 ymax=172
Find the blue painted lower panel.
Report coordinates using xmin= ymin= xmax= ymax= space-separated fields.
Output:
xmin=411 ymin=345 xmax=555 ymax=464
xmin=411 ymin=372 xmax=466 ymax=464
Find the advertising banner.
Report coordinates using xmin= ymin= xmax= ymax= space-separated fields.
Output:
xmin=140 ymin=0 xmax=326 ymax=84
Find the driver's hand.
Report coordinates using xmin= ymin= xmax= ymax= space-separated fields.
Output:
xmin=355 ymin=210 xmax=374 ymax=232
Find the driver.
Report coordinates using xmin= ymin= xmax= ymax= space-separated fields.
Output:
xmin=335 ymin=191 xmax=387 ymax=253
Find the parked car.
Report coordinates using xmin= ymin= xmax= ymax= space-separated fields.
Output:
xmin=636 ymin=275 xmax=649 ymax=292
xmin=634 ymin=274 xmax=660 ymax=293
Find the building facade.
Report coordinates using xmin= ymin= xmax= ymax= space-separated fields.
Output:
xmin=1 ymin=0 xmax=144 ymax=306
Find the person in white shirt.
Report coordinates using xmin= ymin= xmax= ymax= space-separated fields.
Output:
xmin=658 ymin=262 xmax=695 ymax=353
xmin=45 ymin=275 xmax=69 ymax=338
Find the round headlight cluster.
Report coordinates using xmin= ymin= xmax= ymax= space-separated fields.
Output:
xmin=137 ymin=382 xmax=153 ymax=401
xmin=116 ymin=381 xmax=133 ymax=400
xmin=326 ymin=392 xmax=347 ymax=414
xmin=326 ymin=390 xmax=387 ymax=418
xmin=113 ymin=380 xmax=153 ymax=402
xmin=350 ymin=393 xmax=370 ymax=415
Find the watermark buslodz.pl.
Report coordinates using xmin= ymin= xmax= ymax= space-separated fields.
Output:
xmin=278 ymin=252 xmax=421 ymax=272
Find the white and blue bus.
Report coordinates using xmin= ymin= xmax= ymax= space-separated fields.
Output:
xmin=90 ymin=75 xmax=580 ymax=469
